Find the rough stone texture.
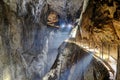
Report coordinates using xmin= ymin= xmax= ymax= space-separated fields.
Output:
xmin=75 ymin=0 xmax=120 ymax=62
xmin=0 ymin=0 xmax=53 ymax=80
xmin=47 ymin=0 xmax=83 ymax=19
xmin=0 ymin=0 xmax=83 ymax=80
xmin=76 ymin=0 xmax=120 ymax=79
xmin=78 ymin=0 xmax=120 ymax=43
xmin=0 ymin=0 xmax=119 ymax=80
xmin=43 ymin=41 xmax=110 ymax=80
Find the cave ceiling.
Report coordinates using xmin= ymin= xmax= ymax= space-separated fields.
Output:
xmin=1 ymin=0 xmax=120 ymax=44
xmin=80 ymin=0 xmax=120 ymax=44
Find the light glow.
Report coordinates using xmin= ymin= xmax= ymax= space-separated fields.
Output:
xmin=61 ymin=24 xmax=65 ymax=28
xmin=3 ymin=68 xmax=11 ymax=80
xmin=67 ymin=24 xmax=73 ymax=28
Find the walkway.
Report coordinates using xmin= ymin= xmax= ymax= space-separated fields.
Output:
xmin=78 ymin=43 xmax=117 ymax=80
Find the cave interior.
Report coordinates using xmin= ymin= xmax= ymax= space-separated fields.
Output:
xmin=0 ymin=0 xmax=120 ymax=80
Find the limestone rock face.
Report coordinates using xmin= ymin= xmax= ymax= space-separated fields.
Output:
xmin=76 ymin=0 xmax=120 ymax=61
xmin=0 ymin=0 xmax=83 ymax=80
xmin=79 ymin=0 xmax=120 ymax=43
xmin=76 ymin=0 xmax=120 ymax=79
xmin=1 ymin=0 xmax=119 ymax=80
xmin=0 ymin=0 xmax=53 ymax=80
xmin=43 ymin=42 xmax=109 ymax=80
xmin=47 ymin=0 xmax=83 ymax=18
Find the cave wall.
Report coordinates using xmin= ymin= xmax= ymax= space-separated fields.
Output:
xmin=79 ymin=0 xmax=120 ymax=43
xmin=76 ymin=0 xmax=120 ymax=60
xmin=0 ymin=0 xmax=84 ymax=80
xmin=0 ymin=0 xmax=54 ymax=80
xmin=47 ymin=0 xmax=83 ymax=20
xmin=76 ymin=0 xmax=120 ymax=79
xmin=0 ymin=0 xmax=116 ymax=79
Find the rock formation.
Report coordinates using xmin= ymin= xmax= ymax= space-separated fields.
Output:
xmin=43 ymin=41 xmax=110 ymax=80
xmin=0 ymin=0 xmax=120 ymax=80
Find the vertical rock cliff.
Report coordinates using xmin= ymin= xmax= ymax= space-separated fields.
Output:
xmin=0 ymin=0 xmax=83 ymax=80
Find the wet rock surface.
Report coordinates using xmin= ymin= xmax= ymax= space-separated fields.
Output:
xmin=0 ymin=0 xmax=81 ymax=79
xmin=43 ymin=41 xmax=110 ymax=80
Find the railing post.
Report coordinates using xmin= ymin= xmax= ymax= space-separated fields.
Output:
xmin=88 ymin=41 xmax=90 ymax=50
xmin=102 ymin=42 xmax=103 ymax=59
xmin=94 ymin=41 xmax=95 ymax=54
xmin=108 ymin=44 xmax=110 ymax=60
xmin=116 ymin=45 xmax=120 ymax=80
xmin=100 ymin=43 xmax=102 ymax=58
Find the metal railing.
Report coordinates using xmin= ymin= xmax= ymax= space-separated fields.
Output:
xmin=77 ymin=40 xmax=118 ymax=60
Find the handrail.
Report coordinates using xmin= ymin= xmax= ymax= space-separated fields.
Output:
xmin=77 ymin=40 xmax=118 ymax=60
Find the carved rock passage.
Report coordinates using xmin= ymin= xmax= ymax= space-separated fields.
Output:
xmin=76 ymin=0 xmax=120 ymax=64
xmin=43 ymin=42 xmax=110 ymax=80
xmin=0 ymin=0 xmax=119 ymax=80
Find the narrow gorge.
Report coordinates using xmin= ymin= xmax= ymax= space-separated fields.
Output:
xmin=0 ymin=0 xmax=120 ymax=80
